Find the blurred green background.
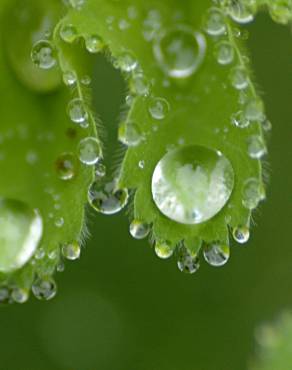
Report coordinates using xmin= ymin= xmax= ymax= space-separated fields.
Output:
xmin=0 ymin=14 xmax=291 ymax=370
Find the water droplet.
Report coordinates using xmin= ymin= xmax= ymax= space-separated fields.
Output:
xmin=85 ymin=35 xmax=104 ymax=53
xmin=60 ymin=24 xmax=78 ymax=43
xmin=95 ymin=163 xmax=106 ymax=178
xmin=62 ymin=241 xmax=81 ymax=260
xmin=125 ymin=94 xmax=134 ymax=106
xmin=81 ymin=75 xmax=91 ymax=86
xmin=67 ymin=98 xmax=88 ymax=125
xmin=88 ymin=181 xmax=129 ymax=215
xmin=203 ymin=243 xmax=230 ymax=267
xmin=152 ymin=145 xmax=234 ymax=225
xmin=215 ymin=41 xmax=234 ymax=65
xmin=114 ymin=52 xmax=138 ymax=72
xmin=232 ymin=226 xmax=250 ymax=244
xmin=63 ymin=71 xmax=77 ymax=86
xmin=138 ymin=160 xmax=145 ymax=169
xmin=204 ymin=7 xmax=226 ymax=36
xmin=148 ymin=97 xmax=170 ymax=120
xmin=129 ymin=220 xmax=150 ymax=239
xmin=248 ymin=135 xmax=267 ymax=159
xmin=57 ymin=261 xmax=65 ymax=272
xmin=228 ymin=2 xmax=255 ymax=24
xmin=242 ymin=178 xmax=265 ymax=210
xmin=154 ymin=240 xmax=174 ymax=259
xmin=32 ymin=276 xmax=57 ymax=301
xmin=0 ymin=199 xmax=43 ymax=273
xmin=130 ymin=73 xmax=150 ymax=96
xmin=244 ymin=98 xmax=265 ymax=122
xmin=153 ymin=25 xmax=206 ymax=78
xmin=48 ymin=250 xmax=58 ymax=260
xmin=230 ymin=66 xmax=249 ymax=90
xmin=269 ymin=1 xmax=292 ymax=24
xmin=231 ymin=111 xmax=250 ymax=128
xmin=55 ymin=217 xmax=64 ymax=228
xmin=35 ymin=247 xmax=45 ymax=260
xmin=78 ymin=137 xmax=101 ymax=166
xmin=262 ymin=119 xmax=272 ymax=132
xmin=55 ymin=152 xmax=77 ymax=181
xmin=31 ymin=40 xmax=56 ymax=69
xmin=4 ymin=1 xmax=61 ymax=92
xmin=118 ymin=121 xmax=142 ymax=147
xmin=11 ymin=287 xmax=29 ymax=304
xmin=177 ymin=245 xmax=200 ymax=274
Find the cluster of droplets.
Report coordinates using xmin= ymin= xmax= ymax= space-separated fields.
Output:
xmin=203 ymin=3 xmax=268 ymax=222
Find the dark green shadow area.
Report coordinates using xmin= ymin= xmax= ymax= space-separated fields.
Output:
xmin=0 ymin=15 xmax=292 ymax=370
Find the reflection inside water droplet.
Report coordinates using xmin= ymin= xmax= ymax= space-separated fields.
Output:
xmin=88 ymin=180 xmax=129 ymax=215
xmin=203 ymin=243 xmax=230 ymax=267
xmin=151 ymin=145 xmax=234 ymax=225
xmin=129 ymin=220 xmax=150 ymax=239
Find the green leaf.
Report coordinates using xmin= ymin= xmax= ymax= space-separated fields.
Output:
xmin=60 ymin=0 xmax=266 ymax=265
xmin=0 ymin=0 xmax=272 ymax=302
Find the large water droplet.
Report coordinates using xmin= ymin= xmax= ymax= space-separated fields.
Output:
xmin=153 ymin=25 xmax=206 ymax=78
xmin=78 ymin=137 xmax=101 ymax=165
xmin=177 ymin=244 xmax=200 ymax=274
xmin=148 ymin=97 xmax=170 ymax=120
xmin=62 ymin=241 xmax=81 ymax=260
xmin=129 ymin=220 xmax=150 ymax=239
xmin=32 ymin=276 xmax=57 ymax=301
xmin=232 ymin=226 xmax=250 ymax=244
xmin=55 ymin=153 xmax=77 ymax=181
xmin=88 ymin=180 xmax=129 ymax=215
xmin=154 ymin=240 xmax=174 ymax=259
xmin=31 ymin=40 xmax=56 ymax=70
xmin=204 ymin=7 xmax=226 ymax=36
xmin=0 ymin=199 xmax=43 ymax=273
xmin=242 ymin=178 xmax=265 ymax=210
xmin=203 ymin=243 xmax=230 ymax=267
xmin=152 ymin=145 xmax=234 ymax=225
